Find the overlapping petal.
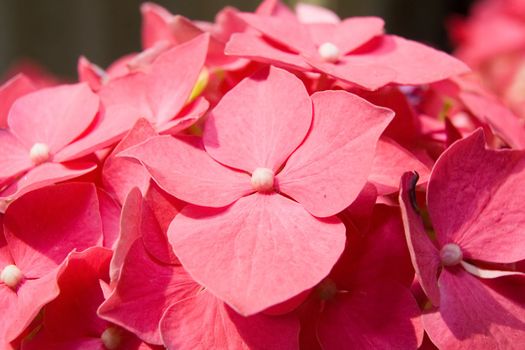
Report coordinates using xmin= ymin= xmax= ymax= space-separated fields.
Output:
xmin=428 ymin=129 xmax=525 ymax=263
xmin=204 ymin=66 xmax=312 ymax=173
xmin=277 ymin=90 xmax=394 ymax=217
xmin=168 ymin=193 xmax=345 ymax=315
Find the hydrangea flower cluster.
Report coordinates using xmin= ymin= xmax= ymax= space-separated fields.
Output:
xmin=1 ymin=1 xmax=524 ymax=349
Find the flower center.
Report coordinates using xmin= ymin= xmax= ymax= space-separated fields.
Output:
xmin=251 ymin=168 xmax=275 ymax=192
xmin=101 ymin=327 xmax=123 ymax=350
xmin=440 ymin=243 xmax=463 ymax=266
xmin=29 ymin=142 xmax=50 ymax=165
xmin=1 ymin=264 xmax=24 ymax=289
xmin=318 ymin=42 xmax=341 ymax=63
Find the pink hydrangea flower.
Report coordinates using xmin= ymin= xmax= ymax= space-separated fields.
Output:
xmin=122 ymin=66 xmax=393 ymax=315
xmin=226 ymin=1 xmax=469 ymax=90
xmin=0 ymin=183 xmax=105 ymax=344
xmin=0 ymin=83 xmax=101 ymax=206
xmin=399 ymin=130 xmax=525 ymax=348
xmin=99 ymin=189 xmax=300 ymax=348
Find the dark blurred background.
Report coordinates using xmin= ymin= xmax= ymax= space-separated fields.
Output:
xmin=0 ymin=0 xmax=475 ymax=79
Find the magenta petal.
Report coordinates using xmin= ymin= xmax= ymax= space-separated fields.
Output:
xmin=0 ymin=130 xmax=32 ymax=181
xmin=428 ymin=129 xmax=525 ymax=263
xmin=399 ymin=172 xmax=441 ymax=306
xmin=147 ymin=34 xmax=209 ymax=127
xmin=370 ymin=137 xmax=430 ymax=195
xmin=4 ymin=183 xmax=103 ymax=277
xmin=168 ymin=193 xmax=346 ymax=316
xmin=204 ymin=66 xmax=312 ymax=173
xmin=225 ymin=33 xmax=312 ymax=71
xmin=160 ymin=290 xmax=300 ymax=350
xmin=121 ymin=135 xmax=252 ymax=207
xmin=98 ymin=240 xmax=198 ymax=345
xmin=278 ymin=90 xmax=393 ymax=217
xmin=0 ymin=74 xmax=35 ymax=128
xmin=423 ymin=268 xmax=525 ymax=349
xmin=317 ymin=283 xmax=421 ymax=350
xmin=8 ymin=83 xmax=99 ymax=154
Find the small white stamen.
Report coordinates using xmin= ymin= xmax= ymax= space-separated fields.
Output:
xmin=1 ymin=264 xmax=24 ymax=289
xmin=318 ymin=42 xmax=341 ymax=63
xmin=29 ymin=143 xmax=50 ymax=165
xmin=251 ymin=168 xmax=275 ymax=192
xmin=101 ymin=327 xmax=123 ymax=350
xmin=440 ymin=243 xmax=463 ymax=266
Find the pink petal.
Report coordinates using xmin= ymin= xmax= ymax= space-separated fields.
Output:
xmin=318 ymin=283 xmax=421 ymax=350
xmin=460 ymin=91 xmax=525 ymax=149
xmin=423 ymin=268 xmax=525 ymax=349
xmin=428 ymin=129 xmax=525 ymax=263
xmin=0 ymin=161 xmax=97 ymax=203
xmin=370 ymin=137 xmax=431 ymax=195
xmin=399 ymin=172 xmax=442 ymax=306
xmin=305 ymin=55 xmax=396 ymax=91
xmin=8 ymin=83 xmax=99 ymax=154
xmin=146 ymin=34 xmax=209 ymax=127
xmin=102 ymin=118 xmax=157 ymax=205
xmin=143 ymin=180 xmax=185 ymax=245
xmin=351 ymin=205 xmax=416 ymax=288
xmin=307 ymin=17 xmax=384 ymax=55
xmin=1 ymin=271 xmax=61 ymax=343
xmin=121 ymin=135 xmax=252 ymax=207
xmin=160 ymin=289 xmax=300 ymax=350
xmin=97 ymin=189 xmax=121 ymax=249
xmin=37 ymin=247 xmax=111 ymax=340
xmin=237 ymin=13 xmax=316 ymax=53
xmin=99 ymin=240 xmax=199 ymax=345
xmin=168 ymin=193 xmax=345 ymax=315
xmin=77 ymin=56 xmax=105 ymax=91
xmin=348 ymin=35 xmax=469 ymax=86
xmin=225 ymin=33 xmax=312 ymax=71
xmin=0 ymin=74 xmax=35 ymax=128
xmin=295 ymin=3 xmax=340 ymax=24
xmin=3 ymin=183 xmax=103 ymax=277
xmin=307 ymin=35 xmax=469 ymax=90
xmin=0 ymin=130 xmax=32 ymax=181
xmin=204 ymin=66 xmax=312 ymax=173
xmin=140 ymin=2 xmax=176 ymax=49
xmin=278 ymin=90 xmax=393 ymax=217
xmin=157 ymin=96 xmax=209 ymax=135
xmin=109 ymin=188 xmax=144 ymax=284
